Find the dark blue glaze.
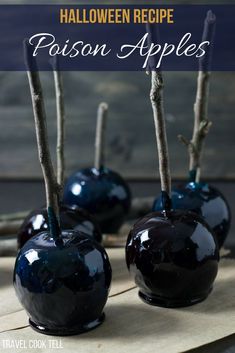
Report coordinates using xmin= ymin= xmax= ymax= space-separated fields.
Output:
xmin=63 ymin=167 xmax=131 ymax=234
xmin=14 ymin=230 xmax=112 ymax=336
xmin=126 ymin=210 xmax=219 ymax=308
xmin=17 ymin=204 xmax=102 ymax=249
xmin=153 ymin=182 xmax=231 ymax=248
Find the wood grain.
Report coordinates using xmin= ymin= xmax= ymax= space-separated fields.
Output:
xmin=1 ymin=250 xmax=235 ymax=353
xmin=0 ymin=72 xmax=235 ymax=179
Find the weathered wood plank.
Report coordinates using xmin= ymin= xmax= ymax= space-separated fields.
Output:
xmin=1 ymin=250 xmax=235 ymax=353
xmin=0 ymin=71 xmax=234 ymax=178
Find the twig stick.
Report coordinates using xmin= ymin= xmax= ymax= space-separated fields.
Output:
xmin=180 ymin=11 xmax=216 ymax=182
xmin=146 ymin=23 xmax=171 ymax=209
xmin=150 ymin=71 xmax=171 ymax=204
xmin=51 ymin=57 xmax=65 ymax=191
xmin=24 ymin=40 xmax=60 ymax=239
xmin=94 ymin=102 xmax=108 ymax=170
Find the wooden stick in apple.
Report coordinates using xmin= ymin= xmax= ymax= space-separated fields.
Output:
xmin=24 ymin=40 xmax=61 ymax=240
xmin=150 ymin=71 xmax=171 ymax=210
xmin=126 ymin=22 xmax=219 ymax=308
xmin=150 ymin=15 xmax=229 ymax=249
xmin=147 ymin=23 xmax=171 ymax=210
xmin=178 ymin=10 xmax=216 ymax=182
xmin=51 ymin=57 xmax=66 ymax=190
xmin=94 ymin=102 xmax=108 ymax=170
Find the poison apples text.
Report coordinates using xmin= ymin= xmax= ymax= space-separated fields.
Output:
xmin=28 ymin=32 xmax=210 ymax=69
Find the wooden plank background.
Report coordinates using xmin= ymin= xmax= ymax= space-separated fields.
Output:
xmin=0 ymin=72 xmax=235 ymax=177
xmin=0 ymin=0 xmax=234 ymax=178
xmin=1 ymin=71 xmax=234 ymax=179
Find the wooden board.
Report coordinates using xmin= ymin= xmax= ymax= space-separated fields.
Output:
xmin=0 ymin=71 xmax=235 ymax=179
xmin=1 ymin=248 xmax=235 ymax=353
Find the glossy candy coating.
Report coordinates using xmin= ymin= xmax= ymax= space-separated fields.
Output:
xmin=14 ymin=230 xmax=112 ymax=336
xmin=17 ymin=204 xmax=102 ymax=249
xmin=126 ymin=210 xmax=219 ymax=308
xmin=63 ymin=167 xmax=131 ymax=234
xmin=153 ymin=182 xmax=231 ymax=248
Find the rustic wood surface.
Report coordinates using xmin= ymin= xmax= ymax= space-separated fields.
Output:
xmin=0 ymin=248 xmax=235 ymax=353
xmin=1 ymin=70 xmax=235 ymax=179
xmin=0 ymin=181 xmax=233 ymax=247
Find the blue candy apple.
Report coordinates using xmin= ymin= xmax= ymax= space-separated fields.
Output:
xmin=63 ymin=167 xmax=131 ymax=234
xmin=153 ymin=181 xmax=231 ymax=248
xmin=17 ymin=204 xmax=102 ymax=249
xmin=14 ymin=230 xmax=112 ymax=336
xmin=126 ymin=208 xmax=219 ymax=308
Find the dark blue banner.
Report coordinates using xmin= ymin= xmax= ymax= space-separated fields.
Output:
xmin=0 ymin=5 xmax=234 ymax=71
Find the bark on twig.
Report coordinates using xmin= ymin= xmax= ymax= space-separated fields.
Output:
xmin=179 ymin=11 xmax=216 ymax=182
xmin=94 ymin=102 xmax=108 ymax=170
xmin=150 ymin=71 xmax=171 ymax=198
xmin=51 ymin=57 xmax=65 ymax=191
xmin=24 ymin=40 xmax=60 ymax=238
xmin=146 ymin=24 xmax=171 ymax=209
